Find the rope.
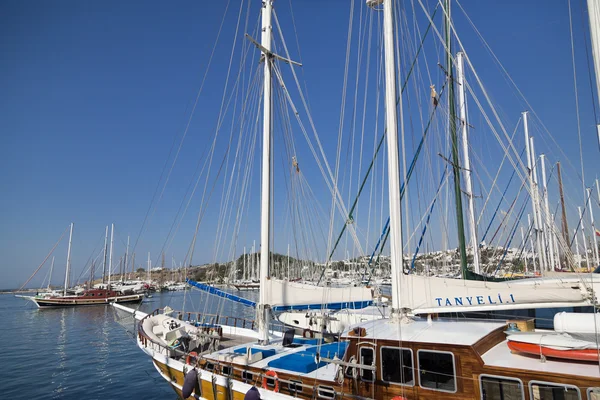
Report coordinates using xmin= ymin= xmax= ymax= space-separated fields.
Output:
xmin=317 ymin=6 xmax=441 ymax=284
xmin=410 ymin=169 xmax=448 ymax=271
xmin=18 ymin=226 xmax=69 ymax=291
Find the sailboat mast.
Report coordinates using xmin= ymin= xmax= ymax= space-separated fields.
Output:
xmin=540 ymin=154 xmax=556 ymax=270
xmin=445 ymin=0 xmax=468 ymax=278
xmin=48 ymin=256 xmax=55 ymax=290
xmin=381 ymin=0 xmax=404 ymax=319
xmin=63 ymin=222 xmax=74 ymax=296
xmin=456 ymin=51 xmax=480 ymax=274
xmin=108 ymin=223 xmax=114 ymax=289
xmin=587 ymin=188 xmax=599 ymax=267
xmin=125 ymin=235 xmax=130 ymax=281
xmin=530 ymin=137 xmax=548 ymax=271
xmin=102 ymin=225 xmax=108 ymax=284
xmin=258 ymin=0 xmax=273 ymax=344
xmin=579 ymin=207 xmax=591 ymax=271
xmin=557 ymin=162 xmax=570 ymax=246
xmin=586 ymin=0 xmax=600 ymax=150
xmin=524 ymin=113 xmax=545 ymax=272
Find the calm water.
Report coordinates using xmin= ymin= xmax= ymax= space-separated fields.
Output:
xmin=0 ymin=289 xmax=259 ymax=399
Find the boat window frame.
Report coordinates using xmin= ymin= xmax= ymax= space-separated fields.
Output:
xmin=479 ymin=374 xmax=524 ymax=400
xmin=287 ymin=379 xmax=303 ymax=395
xmin=379 ymin=345 xmax=414 ymax=387
xmin=317 ymin=385 xmax=335 ymax=399
xmin=416 ymin=349 xmax=457 ymax=393
xmin=221 ymin=365 xmax=232 ymax=376
xmin=241 ymin=370 xmax=254 ymax=382
xmin=528 ymin=380 xmax=580 ymax=400
xmin=359 ymin=345 xmax=375 ymax=382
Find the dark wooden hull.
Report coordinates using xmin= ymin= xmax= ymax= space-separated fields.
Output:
xmin=34 ymin=295 xmax=143 ymax=308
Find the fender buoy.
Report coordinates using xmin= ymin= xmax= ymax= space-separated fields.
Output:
xmin=302 ymin=328 xmax=314 ymax=339
xmin=262 ymin=370 xmax=279 ymax=393
xmin=186 ymin=351 xmax=198 ymax=365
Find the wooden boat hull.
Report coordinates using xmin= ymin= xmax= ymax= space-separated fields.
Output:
xmin=507 ymin=340 xmax=599 ymax=362
xmin=32 ymin=294 xmax=143 ymax=308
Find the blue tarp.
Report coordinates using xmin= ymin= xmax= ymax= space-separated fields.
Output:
xmin=186 ymin=279 xmax=256 ymax=308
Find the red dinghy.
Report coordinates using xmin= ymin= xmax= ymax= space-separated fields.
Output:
xmin=507 ymin=340 xmax=599 ymax=362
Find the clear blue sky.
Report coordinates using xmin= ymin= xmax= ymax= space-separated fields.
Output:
xmin=1 ymin=0 xmax=598 ymax=289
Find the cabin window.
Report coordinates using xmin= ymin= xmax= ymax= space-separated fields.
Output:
xmin=317 ymin=385 xmax=335 ymax=399
xmin=205 ymin=363 xmax=214 ymax=372
xmin=588 ymin=388 xmax=600 ymax=400
xmin=221 ymin=366 xmax=232 ymax=376
xmin=479 ymin=375 xmax=523 ymax=400
xmin=417 ymin=350 xmax=456 ymax=393
xmin=288 ymin=379 xmax=302 ymax=395
xmin=380 ymin=346 xmax=414 ymax=386
xmin=241 ymin=371 xmax=254 ymax=382
xmin=529 ymin=381 xmax=580 ymax=400
xmin=359 ymin=346 xmax=375 ymax=382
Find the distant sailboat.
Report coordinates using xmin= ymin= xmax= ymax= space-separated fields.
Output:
xmin=19 ymin=223 xmax=143 ymax=308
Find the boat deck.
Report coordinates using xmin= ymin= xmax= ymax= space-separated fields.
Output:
xmin=352 ymin=316 xmax=507 ymax=345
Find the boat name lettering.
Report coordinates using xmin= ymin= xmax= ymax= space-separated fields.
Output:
xmin=434 ymin=293 xmax=516 ymax=307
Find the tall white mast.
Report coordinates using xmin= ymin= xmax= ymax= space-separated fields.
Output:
xmin=574 ymin=228 xmax=582 ymax=270
xmin=125 ymin=235 xmax=130 ymax=281
xmin=456 ymin=51 xmax=480 ymax=274
xmin=540 ymin=154 xmax=555 ymax=270
xmin=108 ymin=223 xmax=114 ymax=289
xmin=379 ymin=0 xmax=404 ymax=320
xmin=524 ymin=113 xmax=545 ymax=272
xmin=587 ymin=188 xmax=599 ymax=267
xmin=102 ymin=226 xmax=108 ymax=283
xmin=527 ymin=213 xmax=537 ymax=273
xmin=257 ymin=0 xmax=274 ymax=344
xmin=63 ymin=222 xmax=74 ymax=296
xmin=48 ymin=256 xmax=55 ymax=290
xmin=586 ymin=0 xmax=600 ymax=148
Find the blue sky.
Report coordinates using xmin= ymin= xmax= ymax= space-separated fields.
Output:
xmin=1 ymin=0 xmax=599 ymax=289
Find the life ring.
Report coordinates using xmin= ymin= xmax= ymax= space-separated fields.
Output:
xmin=262 ymin=370 xmax=279 ymax=393
xmin=302 ymin=328 xmax=314 ymax=339
xmin=186 ymin=351 xmax=198 ymax=365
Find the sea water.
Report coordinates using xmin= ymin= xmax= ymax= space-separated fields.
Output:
xmin=0 ymin=289 xmax=259 ymax=399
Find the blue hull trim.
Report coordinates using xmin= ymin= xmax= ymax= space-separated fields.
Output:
xmin=272 ymin=300 xmax=373 ymax=312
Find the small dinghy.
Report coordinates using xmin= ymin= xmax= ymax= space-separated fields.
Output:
xmin=507 ymin=332 xmax=599 ymax=362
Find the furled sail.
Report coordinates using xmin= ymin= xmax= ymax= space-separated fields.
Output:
xmin=402 ymin=275 xmax=591 ymax=314
xmin=266 ymin=279 xmax=373 ymax=312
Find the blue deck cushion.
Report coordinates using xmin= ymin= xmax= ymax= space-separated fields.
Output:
xmin=233 ymin=347 xmax=277 ymax=359
xmin=304 ymin=342 xmax=349 ymax=359
xmin=267 ymin=351 xmax=326 ymax=373
xmin=267 ymin=341 xmax=349 ymax=374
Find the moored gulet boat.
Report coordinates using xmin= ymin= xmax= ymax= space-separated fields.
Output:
xmin=115 ymin=0 xmax=600 ymax=398
xmin=19 ymin=223 xmax=144 ymax=308
xmin=24 ymin=288 xmax=143 ymax=308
